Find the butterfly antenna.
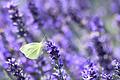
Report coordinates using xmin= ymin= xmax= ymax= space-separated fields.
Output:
xmin=41 ymin=28 xmax=48 ymax=41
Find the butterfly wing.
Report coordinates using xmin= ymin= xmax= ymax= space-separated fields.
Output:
xmin=20 ymin=42 xmax=43 ymax=59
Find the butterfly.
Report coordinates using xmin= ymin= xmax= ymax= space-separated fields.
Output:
xmin=20 ymin=40 xmax=44 ymax=59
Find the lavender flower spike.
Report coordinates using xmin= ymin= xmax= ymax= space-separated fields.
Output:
xmin=45 ymin=41 xmax=65 ymax=80
xmin=6 ymin=58 xmax=28 ymax=80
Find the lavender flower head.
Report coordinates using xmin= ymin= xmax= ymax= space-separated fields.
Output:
xmin=45 ymin=40 xmax=69 ymax=80
xmin=6 ymin=58 xmax=28 ymax=80
xmin=45 ymin=41 xmax=60 ymax=60
xmin=81 ymin=62 xmax=99 ymax=80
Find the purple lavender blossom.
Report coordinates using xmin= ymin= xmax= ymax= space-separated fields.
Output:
xmin=7 ymin=3 xmax=35 ymax=43
xmin=6 ymin=58 xmax=28 ymax=80
xmin=45 ymin=41 xmax=63 ymax=79
xmin=45 ymin=40 xmax=71 ymax=80
xmin=81 ymin=61 xmax=99 ymax=80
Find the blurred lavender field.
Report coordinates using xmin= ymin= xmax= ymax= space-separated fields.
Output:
xmin=0 ymin=0 xmax=120 ymax=80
